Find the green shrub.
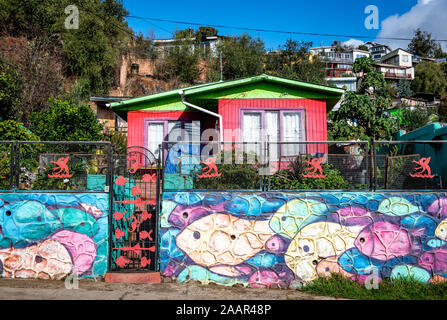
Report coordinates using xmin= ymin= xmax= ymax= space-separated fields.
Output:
xmin=269 ymin=156 xmax=348 ymax=190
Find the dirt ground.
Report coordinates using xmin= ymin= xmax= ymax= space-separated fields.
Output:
xmin=0 ymin=278 xmax=342 ymax=300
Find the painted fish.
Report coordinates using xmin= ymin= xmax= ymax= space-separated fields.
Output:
xmin=269 ymin=198 xmax=329 ymax=239
xmin=0 ymin=239 xmax=72 ymax=280
xmin=426 ymin=238 xmax=447 ymax=249
xmin=0 ymin=201 xmax=61 ymax=248
xmin=377 ymin=197 xmax=419 ymax=216
xmin=175 ymin=213 xmax=275 ymax=267
xmin=224 ymin=195 xmax=284 ymax=218
xmin=400 ymin=214 xmax=438 ymax=236
xmin=55 ymin=207 xmax=99 ymax=237
xmin=390 ymin=265 xmax=431 ymax=283
xmin=354 ymin=221 xmax=424 ymax=261
xmin=328 ymin=206 xmax=375 ymax=227
xmin=114 ymin=176 xmax=129 ymax=186
xmin=430 ymin=275 xmax=447 ymax=284
xmin=338 ymin=248 xmax=418 ymax=278
xmin=168 ymin=204 xmax=213 ymax=228
xmin=284 ymin=222 xmax=364 ymax=281
xmin=245 ymin=251 xmax=284 ymax=268
xmin=264 ymin=235 xmax=290 ymax=254
xmin=419 ymin=249 xmax=447 ymax=274
xmin=248 ymin=270 xmax=288 ymax=288
xmin=435 ymin=219 xmax=447 ymax=241
xmin=316 ymin=256 xmax=354 ymax=279
xmin=177 ymin=265 xmax=248 ymax=287
xmin=50 ymin=230 xmax=97 ymax=275
xmin=427 ymin=197 xmax=447 ymax=219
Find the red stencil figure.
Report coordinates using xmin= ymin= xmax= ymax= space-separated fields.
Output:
xmin=141 ymin=257 xmax=151 ymax=268
xmin=115 ymin=256 xmax=131 ymax=268
xmin=131 ymin=185 xmax=142 ymax=197
xmin=113 ymin=210 xmax=127 ymax=221
xmin=48 ymin=157 xmax=73 ymax=178
xmin=128 ymin=213 xmax=140 ymax=232
xmin=114 ymin=176 xmax=129 ymax=186
xmin=141 ymin=210 xmax=152 ymax=221
xmin=140 ymin=230 xmax=153 ymax=241
xmin=113 ymin=243 xmax=155 ymax=255
xmin=197 ymin=156 xmax=222 ymax=179
xmin=302 ymin=158 xmax=327 ymax=178
xmin=127 ymin=153 xmax=141 ymax=174
xmin=115 ymin=228 xmax=126 ymax=240
xmin=410 ymin=157 xmax=435 ymax=178
xmin=142 ymin=174 xmax=156 ymax=182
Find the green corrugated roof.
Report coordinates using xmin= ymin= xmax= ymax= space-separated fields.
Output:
xmin=110 ymin=74 xmax=345 ymax=119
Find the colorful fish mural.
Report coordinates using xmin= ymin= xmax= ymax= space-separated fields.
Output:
xmin=0 ymin=193 xmax=109 ymax=280
xmin=161 ymin=191 xmax=447 ymax=288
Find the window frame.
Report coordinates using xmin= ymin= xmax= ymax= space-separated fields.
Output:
xmin=239 ymin=108 xmax=306 ymax=159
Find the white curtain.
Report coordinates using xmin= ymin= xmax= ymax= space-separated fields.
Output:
xmin=265 ymin=111 xmax=280 ymax=160
xmin=168 ymin=121 xmax=182 ymax=142
xmin=243 ymin=113 xmax=262 ymax=156
xmin=283 ymin=112 xmax=301 ymax=156
xmin=147 ymin=123 xmax=165 ymax=158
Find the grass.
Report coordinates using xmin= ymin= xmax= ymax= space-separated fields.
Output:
xmin=299 ymin=274 xmax=447 ymax=300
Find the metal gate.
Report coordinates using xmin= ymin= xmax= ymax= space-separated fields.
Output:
xmin=109 ymin=146 xmax=161 ymax=272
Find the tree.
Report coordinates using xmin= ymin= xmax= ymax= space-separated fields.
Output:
xmin=396 ymin=79 xmax=413 ymax=98
xmin=264 ymin=39 xmax=326 ymax=85
xmin=408 ymin=28 xmax=443 ymax=58
xmin=358 ymin=44 xmax=369 ymax=51
xmin=411 ymin=61 xmax=447 ymax=95
xmin=0 ymin=0 xmax=131 ymax=101
xmin=400 ymin=105 xmax=432 ymax=132
xmin=328 ymin=57 xmax=398 ymax=140
xmin=0 ymin=57 xmax=22 ymax=121
xmin=153 ymin=38 xmax=201 ymax=85
xmin=208 ymin=33 xmax=265 ymax=81
xmin=29 ymin=98 xmax=104 ymax=142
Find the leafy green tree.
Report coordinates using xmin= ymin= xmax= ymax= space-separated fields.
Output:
xmin=264 ymin=39 xmax=326 ymax=84
xmin=208 ymin=33 xmax=265 ymax=81
xmin=400 ymin=105 xmax=432 ymax=132
xmin=412 ymin=61 xmax=447 ymax=95
xmin=29 ymin=98 xmax=104 ymax=142
xmin=0 ymin=0 xmax=131 ymax=100
xmin=328 ymin=57 xmax=398 ymax=140
xmin=154 ymin=38 xmax=201 ymax=85
xmin=397 ymin=79 xmax=413 ymax=98
xmin=408 ymin=28 xmax=444 ymax=58
xmin=0 ymin=58 xmax=22 ymax=121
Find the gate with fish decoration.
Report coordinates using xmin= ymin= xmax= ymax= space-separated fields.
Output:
xmin=109 ymin=146 xmax=161 ymax=272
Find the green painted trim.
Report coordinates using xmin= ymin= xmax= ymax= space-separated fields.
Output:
xmin=110 ymin=74 xmax=344 ymax=111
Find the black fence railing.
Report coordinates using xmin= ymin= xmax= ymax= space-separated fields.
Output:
xmin=0 ymin=141 xmax=113 ymax=192
xmin=161 ymin=140 xmax=447 ymax=192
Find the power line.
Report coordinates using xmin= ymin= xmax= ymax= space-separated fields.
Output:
xmin=125 ymin=15 xmax=447 ymax=43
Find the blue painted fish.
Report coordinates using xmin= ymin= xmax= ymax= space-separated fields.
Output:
xmin=390 ymin=265 xmax=431 ymax=283
xmin=377 ymin=197 xmax=419 ymax=216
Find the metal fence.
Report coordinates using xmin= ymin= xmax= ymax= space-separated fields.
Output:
xmin=161 ymin=141 xmax=371 ymax=192
xmin=0 ymin=141 xmax=113 ymax=192
xmin=161 ymin=140 xmax=447 ymax=192
xmin=373 ymin=140 xmax=447 ymax=190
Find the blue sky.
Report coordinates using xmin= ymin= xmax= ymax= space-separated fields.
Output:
xmin=123 ymin=0 xmax=446 ymax=51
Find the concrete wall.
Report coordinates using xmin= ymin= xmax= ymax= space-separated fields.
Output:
xmin=0 ymin=193 xmax=109 ymax=280
xmin=160 ymin=191 xmax=447 ymax=288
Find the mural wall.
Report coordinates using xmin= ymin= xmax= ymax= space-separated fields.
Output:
xmin=160 ymin=191 xmax=447 ymax=288
xmin=0 ymin=193 xmax=109 ymax=280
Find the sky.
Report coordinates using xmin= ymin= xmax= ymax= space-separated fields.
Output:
xmin=123 ymin=0 xmax=446 ymax=51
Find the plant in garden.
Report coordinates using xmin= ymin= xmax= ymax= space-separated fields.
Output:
xmin=269 ymin=156 xmax=348 ymax=190
xmin=328 ymin=57 xmax=398 ymax=141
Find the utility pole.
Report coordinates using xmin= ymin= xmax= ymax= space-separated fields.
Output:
xmin=220 ymin=52 xmax=223 ymax=82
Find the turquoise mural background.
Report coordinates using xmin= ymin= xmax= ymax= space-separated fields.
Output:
xmin=0 ymin=193 xmax=109 ymax=280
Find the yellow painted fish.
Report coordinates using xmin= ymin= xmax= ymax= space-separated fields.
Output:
xmin=176 ymin=213 xmax=275 ymax=267
xmin=285 ymin=221 xmax=363 ymax=282
xmin=435 ymin=219 xmax=447 ymax=240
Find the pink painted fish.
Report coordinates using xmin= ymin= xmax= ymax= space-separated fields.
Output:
xmin=50 ymin=230 xmax=97 ymax=275
xmin=427 ymin=198 xmax=447 ymax=219
xmin=419 ymin=249 xmax=447 ymax=273
xmin=331 ymin=206 xmax=375 ymax=226
xmin=248 ymin=270 xmax=286 ymax=288
xmin=355 ymin=221 xmax=424 ymax=261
